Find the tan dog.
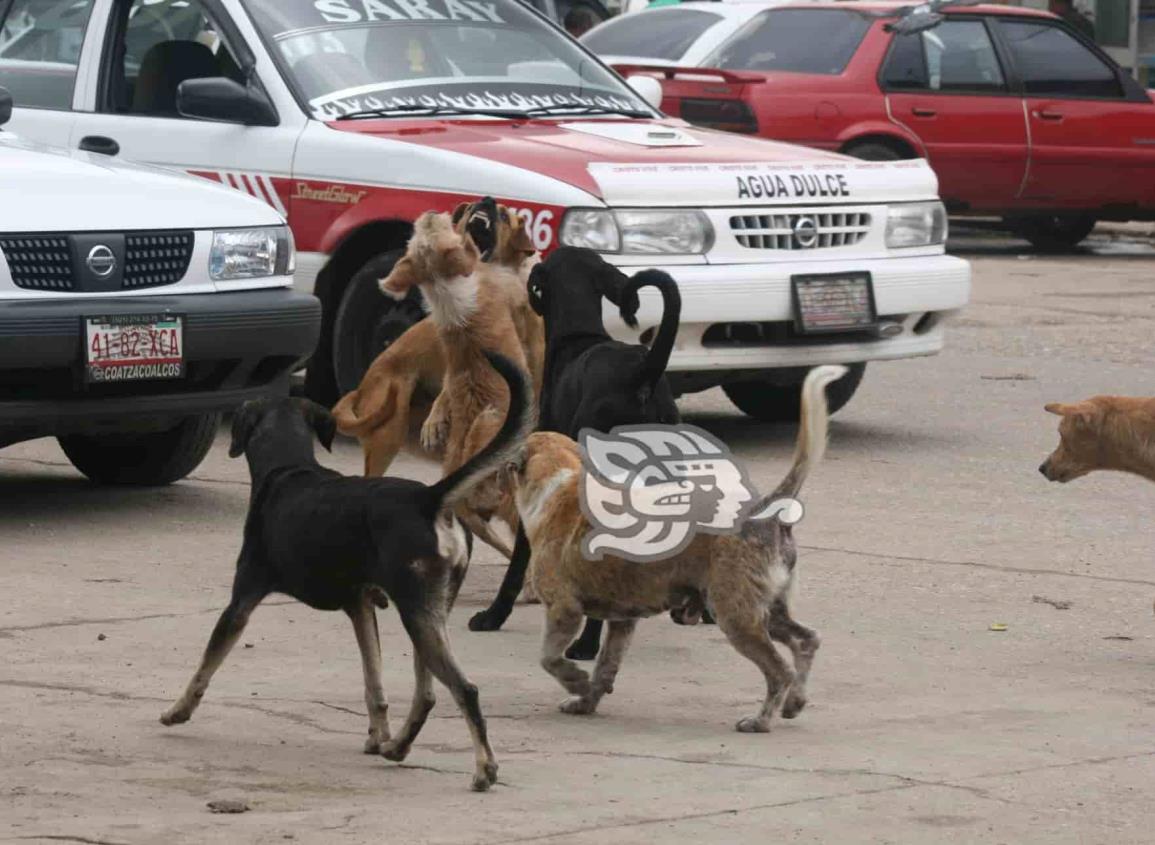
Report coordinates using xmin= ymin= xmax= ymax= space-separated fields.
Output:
xmin=332 ymin=200 xmax=542 ymax=478
xmin=379 ymin=211 xmax=532 ymax=559
xmin=509 ymin=365 xmax=846 ymax=732
xmin=1040 ymin=397 xmax=1155 ymax=484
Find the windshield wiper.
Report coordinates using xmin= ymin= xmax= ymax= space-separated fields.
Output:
xmin=335 ymin=103 xmax=528 ymax=120
xmin=519 ymin=104 xmax=653 ymax=119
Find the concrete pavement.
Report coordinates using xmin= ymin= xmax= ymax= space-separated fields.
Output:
xmin=3 ymin=230 xmax=1155 ymax=843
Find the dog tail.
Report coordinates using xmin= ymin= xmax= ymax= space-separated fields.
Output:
xmin=425 ymin=352 xmax=533 ymax=513
xmin=625 ymin=270 xmax=681 ymax=393
xmin=755 ymin=365 xmax=847 ymax=511
xmin=331 ymin=384 xmax=398 ymax=438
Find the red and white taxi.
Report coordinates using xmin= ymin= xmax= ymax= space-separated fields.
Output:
xmin=1 ymin=0 xmax=970 ymax=419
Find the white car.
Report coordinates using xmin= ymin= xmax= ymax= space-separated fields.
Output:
xmin=1 ymin=0 xmax=968 ymax=422
xmin=0 ymin=87 xmax=320 ymax=485
xmin=584 ymin=0 xmax=795 ymax=66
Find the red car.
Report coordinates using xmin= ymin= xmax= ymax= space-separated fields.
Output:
xmin=623 ymin=1 xmax=1155 ymax=249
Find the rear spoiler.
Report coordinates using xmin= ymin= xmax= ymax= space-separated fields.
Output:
xmin=610 ymin=64 xmax=765 ymax=85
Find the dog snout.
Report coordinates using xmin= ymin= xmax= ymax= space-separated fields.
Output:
xmin=1038 ymin=461 xmax=1049 ymax=478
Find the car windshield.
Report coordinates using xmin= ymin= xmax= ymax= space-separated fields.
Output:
xmin=706 ymin=8 xmax=871 ymax=75
xmin=582 ymin=8 xmax=723 ymax=61
xmin=242 ymin=0 xmax=651 ymax=120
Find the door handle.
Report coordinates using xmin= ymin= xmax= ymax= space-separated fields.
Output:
xmin=911 ymin=106 xmax=937 ymax=118
xmin=1034 ymin=109 xmax=1063 ymax=122
xmin=78 ymin=135 xmax=120 ymax=156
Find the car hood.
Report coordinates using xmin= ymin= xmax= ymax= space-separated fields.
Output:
xmin=0 ymin=133 xmax=284 ymax=232
xmin=328 ymin=118 xmax=940 ymax=206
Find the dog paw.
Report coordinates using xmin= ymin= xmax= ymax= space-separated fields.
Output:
xmin=160 ymin=706 xmax=190 ymax=726
xmin=780 ymin=694 xmax=807 ymax=720
xmin=484 ymin=761 xmax=499 ymax=785
xmin=380 ymin=741 xmax=411 ymax=762
xmin=564 ymin=642 xmax=599 ymax=661
xmin=420 ymin=416 xmax=448 ymax=453
xmin=364 ymin=734 xmax=390 ymax=754
xmin=471 ymin=772 xmax=493 ymax=792
xmin=468 ymin=608 xmax=506 ymax=632
xmin=559 ymin=695 xmax=597 ymax=715
xmin=735 ymin=715 xmax=771 ymax=733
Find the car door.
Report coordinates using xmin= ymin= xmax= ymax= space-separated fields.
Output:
xmin=0 ymin=0 xmax=101 ymax=144
xmin=65 ymin=0 xmax=304 ymax=216
xmin=994 ymin=17 xmax=1155 ymax=210
xmin=881 ymin=17 xmax=1028 ymax=210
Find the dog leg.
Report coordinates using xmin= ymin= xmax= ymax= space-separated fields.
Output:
xmin=561 ymin=619 xmax=635 ymax=715
xmin=380 ymin=650 xmax=435 ymax=765
xmin=458 ymin=512 xmax=514 ymax=560
xmin=469 ymin=526 xmax=530 ymax=631
xmin=540 ymin=604 xmax=591 ymax=706
xmin=349 ymin=595 xmax=391 ymax=753
xmin=564 ymin=617 xmax=603 ymax=661
xmin=160 ymin=589 xmax=264 ymax=726
xmin=407 ymin=616 xmax=499 ymax=792
xmin=714 ymin=608 xmax=795 ymax=734
xmin=364 ymin=400 xmax=410 ymax=478
xmin=767 ymin=600 xmax=820 ymax=720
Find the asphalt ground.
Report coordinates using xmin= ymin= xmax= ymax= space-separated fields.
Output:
xmin=3 ymin=224 xmax=1155 ymax=843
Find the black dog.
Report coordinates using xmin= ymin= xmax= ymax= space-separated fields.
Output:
xmin=160 ymin=353 xmax=531 ymax=792
xmin=469 ymin=247 xmax=681 ymax=659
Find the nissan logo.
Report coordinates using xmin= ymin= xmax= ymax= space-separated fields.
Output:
xmin=792 ymin=216 xmax=819 ymax=249
xmin=86 ymin=245 xmax=116 ymax=277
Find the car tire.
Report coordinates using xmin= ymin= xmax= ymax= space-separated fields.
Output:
xmin=1005 ymin=214 xmax=1097 ymax=252
xmin=843 ymin=141 xmax=906 ymax=162
xmin=59 ymin=413 xmax=220 ymax=486
xmin=723 ymin=363 xmax=866 ymax=423
xmin=332 ymin=250 xmax=426 ymax=396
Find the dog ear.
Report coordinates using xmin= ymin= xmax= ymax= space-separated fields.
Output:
xmin=229 ymin=400 xmax=263 ymax=458
xmin=299 ymin=400 xmax=337 ymax=452
xmin=508 ymin=210 xmax=536 ymax=256
xmin=595 ymin=262 xmax=639 ymax=327
xmin=380 ymin=255 xmax=418 ymax=300
xmin=527 ymin=262 xmax=547 ymax=315
xmin=1043 ymin=403 xmax=1065 ymax=416
xmin=1046 ymin=402 xmax=1096 ymax=427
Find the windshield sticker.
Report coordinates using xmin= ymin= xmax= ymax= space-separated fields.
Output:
xmin=312 ymin=84 xmax=642 ymax=120
xmin=312 ymin=0 xmax=505 ymax=24
xmin=737 ymin=173 xmax=850 ymax=201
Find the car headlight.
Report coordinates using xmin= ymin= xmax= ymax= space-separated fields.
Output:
xmin=210 ymin=226 xmax=294 ymax=280
xmin=560 ymin=209 xmax=713 ymax=254
xmin=885 ymin=202 xmax=948 ymax=248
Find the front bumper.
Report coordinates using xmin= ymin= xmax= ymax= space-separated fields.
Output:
xmin=603 ymin=254 xmax=971 ymax=373
xmin=0 ymin=288 xmax=321 ymax=435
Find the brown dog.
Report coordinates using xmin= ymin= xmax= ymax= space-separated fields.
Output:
xmin=379 ymin=211 xmax=532 ymax=560
xmin=1040 ymin=397 xmax=1155 ymax=484
xmin=332 ymin=200 xmax=541 ymax=478
xmin=509 ymin=365 xmax=846 ymax=732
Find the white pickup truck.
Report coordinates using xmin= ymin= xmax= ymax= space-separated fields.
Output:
xmin=1 ymin=0 xmax=969 ymax=420
xmin=0 ymin=87 xmax=320 ymax=484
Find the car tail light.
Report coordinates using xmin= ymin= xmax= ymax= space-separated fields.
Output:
xmin=679 ymin=98 xmax=759 ymax=134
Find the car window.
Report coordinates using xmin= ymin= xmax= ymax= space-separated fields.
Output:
xmin=242 ymin=0 xmax=650 ymax=120
xmin=1000 ymin=20 xmax=1121 ymax=99
xmin=582 ymin=8 xmax=722 ymax=61
xmin=706 ymin=9 xmax=870 ymax=75
xmin=0 ymin=0 xmax=96 ymax=109
xmin=104 ymin=0 xmax=246 ymax=116
xmin=883 ymin=20 xmax=1006 ymax=93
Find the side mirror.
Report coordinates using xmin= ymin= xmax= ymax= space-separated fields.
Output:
xmin=0 ymin=86 xmax=13 ymax=127
xmin=177 ymin=77 xmax=278 ymax=127
xmin=626 ymin=74 xmax=663 ymax=112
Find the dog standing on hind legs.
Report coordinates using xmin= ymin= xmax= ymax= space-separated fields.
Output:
xmin=508 ymin=365 xmax=846 ymax=730
xmin=160 ymin=352 xmax=533 ymax=791
xmin=469 ymin=247 xmax=682 ymax=661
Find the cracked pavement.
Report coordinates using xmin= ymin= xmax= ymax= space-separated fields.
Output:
xmin=3 ymin=230 xmax=1155 ymax=843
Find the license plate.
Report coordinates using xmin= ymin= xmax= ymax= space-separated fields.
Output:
xmin=84 ymin=314 xmax=184 ymax=384
xmin=791 ymin=272 xmax=876 ymax=334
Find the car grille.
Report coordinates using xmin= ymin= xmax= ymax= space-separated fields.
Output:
xmin=123 ymin=232 xmax=195 ymax=289
xmin=0 ymin=236 xmax=74 ymax=291
xmin=730 ymin=212 xmax=871 ymax=250
xmin=0 ymin=230 xmax=194 ymax=292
